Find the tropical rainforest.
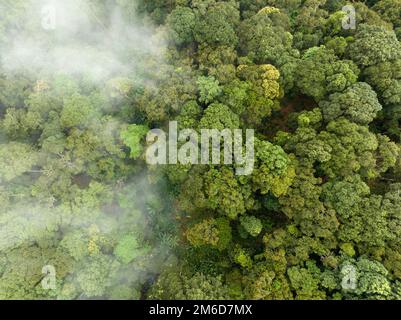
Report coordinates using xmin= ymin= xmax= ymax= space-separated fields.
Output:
xmin=1 ymin=0 xmax=401 ymax=300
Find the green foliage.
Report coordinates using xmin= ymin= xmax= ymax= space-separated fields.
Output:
xmin=167 ymin=6 xmax=196 ymax=45
xmin=204 ymin=167 xmax=251 ymax=219
xmin=199 ymin=103 xmax=240 ymax=130
xmin=114 ymin=234 xmax=149 ymax=264
xmin=236 ymin=64 xmax=282 ymax=125
xmin=242 ymin=262 xmax=293 ymax=300
xmin=362 ymin=59 xmax=401 ymax=107
xmin=76 ymin=254 xmax=117 ymax=298
xmin=239 ymin=8 xmax=297 ymax=65
xmin=193 ymin=1 xmax=240 ymax=47
xmin=60 ymin=94 xmax=96 ymax=129
xmin=319 ymin=82 xmax=382 ymax=125
xmin=287 ymin=262 xmax=326 ymax=300
xmin=186 ymin=218 xmax=220 ymax=247
xmin=120 ymin=124 xmax=149 ymax=159
xmin=149 ymin=268 xmax=229 ymax=300
xmin=233 ymin=246 xmax=253 ymax=269
xmin=220 ymin=79 xmax=250 ymax=115
xmin=0 ymin=143 xmax=38 ymax=182
xmin=355 ymin=258 xmax=392 ymax=299
xmin=198 ymin=45 xmax=237 ymax=84
xmin=341 ymin=258 xmax=394 ymax=299
xmin=373 ymin=0 xmax=401 ymax=36
xmin=176 ymin=100 xmax=202 ymax=129
xmin=186 ymin=216 xmax=232 ymax=251
xmin=252 ymin=139 xmax=295 ymax=196
xmin=348 ymin=24 xmax=401 ymax=68
xmin=240 ymin=216 xmax=263 ymax=237
xmin=296 ymin=46 xmax=359 ymax=100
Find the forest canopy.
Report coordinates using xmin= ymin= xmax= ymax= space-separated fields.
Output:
xmin=1 ymin=0 xmax=401 ymax=300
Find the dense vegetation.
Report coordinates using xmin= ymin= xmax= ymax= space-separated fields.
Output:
xmin=1 ymin=0 xmax=401 ymax=300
